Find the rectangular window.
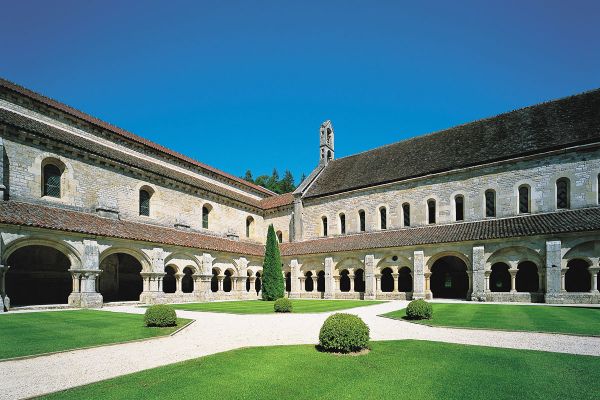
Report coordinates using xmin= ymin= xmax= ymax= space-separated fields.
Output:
xmin=428 ymin=200 xmax=436 ymax=224
xmin=359 ymin=210 xmax=366 ymax=232
xmin=485 ymin=190 xmax=496 ymax=218
xmin=402 ymin=203 xmax=410 ymax=227
xmin=519 ymin=186 xmax=529 ymax=213
xmin=340 ymin=214 xmax=346 ymax=234
xmin=455 ymin=196 xmax=464 ymax=221
xmin=322 ymin=218 xmax=328 ymax=237
xmin=380 ymin=208 xmax=387 ymax=229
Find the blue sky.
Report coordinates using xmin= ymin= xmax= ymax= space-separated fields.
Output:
xmin=1 ymin=0 xmax=599 ymax=183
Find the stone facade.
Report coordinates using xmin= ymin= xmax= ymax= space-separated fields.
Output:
xmin=0 ymin=79 xmax=599 ymax=311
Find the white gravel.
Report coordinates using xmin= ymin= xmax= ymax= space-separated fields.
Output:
xmin=1 ymin=300 xmax=599 ymax=400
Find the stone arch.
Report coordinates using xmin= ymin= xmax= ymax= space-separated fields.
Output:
xmin=99 ymin=252 xmax=143 ymax=302
xmin=429 ymin=253 xmax=469 ymax=299
xmin=5 ymin=243 xmax=73 ymax=306
xmin=3 ymin=236 xmax=82 ymax=269
xmin=163 ymin=252 xmax=200 ymax=274
xmin=182 ymin=266 xmax=194 ymax=293
xmin=486 ymin=246 xmax=542 ymax=268
xmin=376 ymin=255 xmax=412 ymax=274
xmin=99 ymin=247 xmax=151 ymax=272
xmin=563 ymin=241 xmax=600 ymax=265
xmin=336 ymin=257 xmax=364 ymax=275
xmin=565 ymin=259 xmax=591 ymax=292
xmin=490 ymin=262 xmax=510 ymax=292
xmin=163 ymin=265 xmax=177 ymax=293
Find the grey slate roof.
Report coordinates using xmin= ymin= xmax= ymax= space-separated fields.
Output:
xmin=306 ymin=88 xmax=600 ymax=198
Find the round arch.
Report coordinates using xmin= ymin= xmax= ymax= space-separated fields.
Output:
xmin=99 ymin=247 xmax=151 ymax=272
xmin=429 ymin=254 xmax=469 ymax=299
xmin=3 ymin=236 xmax=82 ymax=269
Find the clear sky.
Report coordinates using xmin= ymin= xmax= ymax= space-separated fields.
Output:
xmin=1 ymin=0 xmax=599 ymax=183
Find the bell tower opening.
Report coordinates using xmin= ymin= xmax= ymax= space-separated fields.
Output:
xmin=319 ymin=120 xmax=334 ymax=165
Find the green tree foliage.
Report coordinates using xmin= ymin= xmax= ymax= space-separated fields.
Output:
xmin=241 ymin=169 xmax=301 ymax=194
xmin=261 ymin=224 xmax=285 ymax=301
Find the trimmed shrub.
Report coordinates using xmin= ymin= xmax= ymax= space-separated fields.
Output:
xmin=144 ymin=304 xmax=177 ymax=327
xmin=261 ymin=224 xmax=285 ymax=301
xmin=274 ymin=298 xmax=293 ymax=313
xmin=318 ymin=313 xmax=370 ymax=353
xmin=405 ymin=299 xmax=433 ymax=320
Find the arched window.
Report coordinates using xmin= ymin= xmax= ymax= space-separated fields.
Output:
xmin=322 ymin=216 xmax=328 ymax=237
xmin=455 ymin=195 xmax=464 ymax=221
xmin=379 ymin=207 xmax=387 ymax=230
xmin=202 ymin=205 xmax=210 ymax=229
xmin=518 ymin=185 xmax=530 ymax=214
xmin=427 ymin=199 xmax=436 ymax=224
xmin=43 ymin=164 xmax=62 ymax=198
xmin=358 ymin=210 xmax=366 ymax=232
xmin=340 ymin=270 xmax=350 ymax=292
xmin=182 ymin=267 xmax=194 ymax=293
xmin=485 ymin=190 xmax=496 ymax=218
xmin=402 ymin=203 xmax=410 ymax=227
xmin=556 ymin=178 xmax=570 ymax=209
xmin=139 ymin=189 xmax=151 ymax=216
xmin=276 ymin=231 xmax=283 ymax=243
xmin=339 ymin=213 xmax=346 ymax=235
xmin=246 ymin=216 xmax=254 ymax=238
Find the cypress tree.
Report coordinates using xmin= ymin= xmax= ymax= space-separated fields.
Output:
xmin=261 ymin=224 xmax=285 ymax=301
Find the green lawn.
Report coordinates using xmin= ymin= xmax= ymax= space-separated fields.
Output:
xmin=0 ymin=310 xmax=191 ymax=359
xmin=43 ymin=340 xmax=600 ymax=400
xmin=169 ymin=299 xmax=384 ymax=314
xmin=383 ymin=303 xmax=600 ymax=335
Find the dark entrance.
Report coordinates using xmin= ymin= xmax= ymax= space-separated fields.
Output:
xmin=98 ymin=253 xmax=143 ymax=302
xmin=6 ymin=245 xmax=72 ymax=306
xmin=430 ymin=256 xmax=469 ymax=299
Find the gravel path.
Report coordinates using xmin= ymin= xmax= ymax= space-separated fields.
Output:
xmin=1 ymin=300 xmax=599 ymax=400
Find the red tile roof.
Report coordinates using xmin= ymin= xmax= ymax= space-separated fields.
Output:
xmin=0 ymin=77 xmax=274 ymax=197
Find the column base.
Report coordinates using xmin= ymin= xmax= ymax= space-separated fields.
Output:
xmin=68 ymin=292 xmax=103 ymax=308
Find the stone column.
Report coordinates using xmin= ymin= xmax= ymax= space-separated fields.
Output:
xmin=71 ymin=272 xmax=81 ymax=294
xmin=424 ymin=272 xmax=431 ymax=298
xmin=311 ymin=275 xmax=317 ymax=292
xmin=217 ymin=276 xmax=224 ymax=292
xmin=68 ymin=239 xmax=103 ymax=308
xmin=236 ymin=276 xmax=246 ymax=298
xmin=324 ymin=257 xmax=334 ymax=299
xmin=538 ymin=272 xmax=544 ymax=293
xmin=249 ymin=276 xmax=257 ymax=295
xmin=560 ymin=269 xmax=567 ymax=292
xmin=545 ymin=240 xmax=562 ymax=303
xmin=412 ymin=251 xmax=425 ymax=299
xmin=392 ymin=273 xmax=398 ymax=293
xmin=175 ymin=273 xmax=183 ymax=293
xmin=333 ymin=276 xmax=340 ymax=293
xmin=509 ymin=266 xmax=518 ymax=293
xmin=471 ymin=245 xmax=485 ymax=301
xmin=590 ymin=268 xmax=599 ymax=293
xmin=349 ymin=274 xmax=355 ymax=293
xmin=484 ymin=270 xmax=491 ymax=292
xmin=299 ymin=276 xmax=306 ymax=294
xmin=466 ymin=271 xmax=473 ymax=298
xmin=290 ymin=259 xmax=301 ymax=297
xmin=364 ymin=255 xmax=376 ymax=300
xmin=375 ymin=274 xmax=381 ymax=295
xmin=197 ymin=253 xmax=215 ymax=301
xmin=0 ymin=265 xmax=10 ymax=312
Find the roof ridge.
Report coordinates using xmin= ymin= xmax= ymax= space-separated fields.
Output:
xmin=0 ymin=77 xmax=276 ymax=197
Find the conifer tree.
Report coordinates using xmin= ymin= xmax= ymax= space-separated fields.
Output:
xmin=243 ymin=170 xmax=254 ymax=183
xmin=261 ymin=224 xmax=285 ymax=301
xmin=280 ymin=170 xmax=296 ymax=193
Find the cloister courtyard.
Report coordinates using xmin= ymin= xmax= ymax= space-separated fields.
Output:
xmin=1 ymin=299 xmax=599 ymax=399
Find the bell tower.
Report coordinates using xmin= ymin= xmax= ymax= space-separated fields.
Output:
xmin=319 ymin=120 xmax=334 ymax=166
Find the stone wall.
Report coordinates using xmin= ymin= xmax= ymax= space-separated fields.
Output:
xmin=301 ymin=150 xmax=600 ymax=240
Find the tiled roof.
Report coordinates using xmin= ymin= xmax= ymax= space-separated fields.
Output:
xmin=259 ymin=193 xmax=294 ymax=210
xmin=280 ymin=208 xmax=600 ymax=256
xmin=306 ymin=88 xmax=600 ymax=198
xmin=0 ymin=108 xmax=289 ymax=210
xmin=0 ymin=78 xmax=274 ymax=197
xmin=0 ymin=201 xmax=265 ymax=256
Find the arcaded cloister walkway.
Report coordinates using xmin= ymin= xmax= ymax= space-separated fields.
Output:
xmin=1 ymin=300 xmax=600 ymax=400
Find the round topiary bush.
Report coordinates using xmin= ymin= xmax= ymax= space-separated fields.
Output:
xmin=144 ymin=304 xmax=177 ymax=327
xmin=318 ymin=313 xmax=370 ymax=353
xmin=274 ymin=297 xmax=293 ymax=313
xmin=405 ymin=299 xmax=433 ymax=320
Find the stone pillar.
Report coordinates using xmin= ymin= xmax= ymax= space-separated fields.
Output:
xmin=299 ymin=276 xmax=306 ymax=294
xmin=424 ymin=272 xmax=431 ymax=299
xmin=590 ymin=268 xmax=599 ymax=293
xmin=324 ymin=257 xmax=334 ymax=299
xmin=538 ymin=272 xmax=544 ymax=293
xmin=560 ymin=270 xmax=567 ymax=291
xmin=311 ymin=275 xmax=317 ymax=292
xmin=217 ymin=276 xmax=224 ymax=292
xmin=364 ymin=255 xmax=376 ymax=300
xmin=509 ymin=267 xmax=518 ymax=293
xmin=192 ymin=274 xmax=202 ymax=294
xmin=289 ymin=259 xmax=300 ymax=296
xmin=333 ymin=276 xmax=340 ymax=293
xmin=545 ymin=240 xmax=562 ymax=303
xmin=249 ymin=276 xmax=257 ymax=295
xmin=392 ymin=273 xmax=398 ymax=293
xmin=0 ymin=265 xmax=10 ymax=312
xmin=349 ymin=274 xmax=355 ymax=293
xmin=175 ymin=273 xmax=183 ymax=293
xmin=68 ymin=240 xmax=103 ymax=308
xmin=466 ymin=271 xmax=473 ymax=299
xmin=471 ymin=245 xmax=485 ymax=301
xmin=375 ymin=274 xmax=381 ymax=294
xmin=412 ymin=251 xmax=425 ymax=299
xmin=484 ymin=270 xmax=491 ymax=292
xmin=197 ymin=253 xmax=215 ymax=301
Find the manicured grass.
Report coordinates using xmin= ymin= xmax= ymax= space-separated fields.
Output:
xmin=383 ymin=303 xmax=600 ymax=335
xmin=0 ymin=310 xmax=191 ymax=359
xmin=169 ymin=299 xmax=384 ymax=314
xmin=43 ymin=340 xmax=600 ymax=400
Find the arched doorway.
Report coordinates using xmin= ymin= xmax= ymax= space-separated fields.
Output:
xmin=490 ymin=263 xmax=510 ymax=292
xmin=565 ymin=259 xmax=591 ymax=292
xmin=516 ymin=261 xmax=539 ymax=292
xmin=340 ymin=270 xmax=350 ymax=292
xmin=430 ymin=256 xmax=469 ymax=299
xmin=6 ymin=245 xmax=72 ymax=306
xmin=224 ymin=270 xmax=233 ymax=292
xmin=398 ymin=267 xmax=412 ymax=292
xmin=317 ymin=271 xmax=325 ymax=293
xmin=255 ymin=272 xmax=262 ymax=293
xmin=182 ymin=267 xmax=194 ymax=293
xmin=99 ymin=253 xmax=143 ymax=302
xmin=354 ymin=269 xmax=365 ymax=292
xmin=163 ymin=266 xmax=176 ymax=293
xmin=381 ymin=267 xmax=393 ymax=292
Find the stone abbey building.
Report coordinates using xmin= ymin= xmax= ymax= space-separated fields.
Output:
xmin=0 ymin=78 xmax=599 ymax=311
